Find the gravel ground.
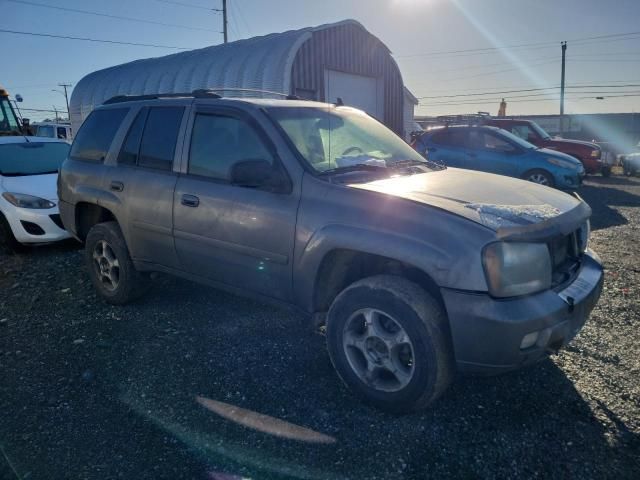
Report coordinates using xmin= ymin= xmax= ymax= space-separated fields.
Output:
xmin=0 ymin=175 xmax=639 ymax=480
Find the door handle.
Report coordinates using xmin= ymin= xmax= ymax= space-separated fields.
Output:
xmin=181 ymin=194 xmax=200 ymax=208
xmin=110 ymin=181 xmax=124 ymax=192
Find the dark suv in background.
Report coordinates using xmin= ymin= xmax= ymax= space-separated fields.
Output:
xmin=58 ymin=92 xmax=603 ymax=412
xmin=486 ymin=118 xmax=607 ymax=176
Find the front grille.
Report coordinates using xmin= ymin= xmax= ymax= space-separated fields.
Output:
xmin=49 ymin=214 xmax=65 ymax=230
xmin=548 ymin=230 xmax=581 ymax=287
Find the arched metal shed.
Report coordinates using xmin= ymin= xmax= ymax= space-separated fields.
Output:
xmin=70 ymin=19 xmax=408 ymax=135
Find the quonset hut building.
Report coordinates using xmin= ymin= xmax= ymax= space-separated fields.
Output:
xmin=69 ymin=20 xmax=417 ymax=139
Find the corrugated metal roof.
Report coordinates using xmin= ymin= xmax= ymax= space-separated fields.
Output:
xmin=69 ymin=19 xmax=376 ymax=130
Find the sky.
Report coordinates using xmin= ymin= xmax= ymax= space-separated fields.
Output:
xmin=3 ymin=0 xmax=640 ymax=121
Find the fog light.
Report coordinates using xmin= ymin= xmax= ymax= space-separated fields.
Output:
xmin=520 ymin=331 xmax=539 ymax=349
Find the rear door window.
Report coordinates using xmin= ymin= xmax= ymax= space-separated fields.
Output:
xmin=70 ymin=108 xmax=128 ymax=163
xmin=56 ymin=127 xmax=68 ymax=139
xmin=138 ymin=107 xmax=184 ymax=171
xmin=430 ymin=129 xmax=467 ymax=147
xmin=117 ymin=109 xmax=148 ymax=166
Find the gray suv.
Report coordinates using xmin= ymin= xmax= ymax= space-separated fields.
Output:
xmin=58 ymin=92 xmax=604 ymax=412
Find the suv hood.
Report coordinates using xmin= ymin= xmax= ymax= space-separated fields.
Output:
xmin=349 ymin=167 xmax=585 ymax=233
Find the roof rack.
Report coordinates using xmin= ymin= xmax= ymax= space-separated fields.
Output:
xmin=103 ymin=88 xmax=300 ymax=105
xmin=194 ymin=87 xmax=300 ymax=100
xmin=436 ymin=112 xmax=491 ymax=127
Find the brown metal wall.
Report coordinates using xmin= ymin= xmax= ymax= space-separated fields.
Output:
xmin=291 ymin=23 xmax=404 ymax=134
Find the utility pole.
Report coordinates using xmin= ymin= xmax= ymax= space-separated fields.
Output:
xmin=222 ymin=0 xmax=228 ymax=43
xmin=58 ymin=83 xmax=71 ymax=121
xmin=560 ymin=41 xmax=567 ymax=134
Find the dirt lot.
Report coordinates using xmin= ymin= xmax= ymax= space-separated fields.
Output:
xmin=1 ymin=176 xmax=639 ymax=480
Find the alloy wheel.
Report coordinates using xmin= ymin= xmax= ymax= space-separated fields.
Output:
xmin=342 ymin=308 xmax=415 ymax=392
xmin=92 ymin=240 xmax=120 ymax=291
xmin=528 ymin=173 xmax=550 ymax=185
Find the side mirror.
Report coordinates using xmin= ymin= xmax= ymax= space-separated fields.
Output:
xmin=230 ymin=159 xmax=288 ymax=192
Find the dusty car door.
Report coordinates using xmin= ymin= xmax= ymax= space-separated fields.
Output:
xmin=109 ymin=105 xmax=186 ymax=269
xmin=173 ymin=106 xmax=298 ymax=301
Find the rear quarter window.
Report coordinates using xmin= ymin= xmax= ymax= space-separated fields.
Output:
xmin=70 ymin=108 xmax=128 ymax=163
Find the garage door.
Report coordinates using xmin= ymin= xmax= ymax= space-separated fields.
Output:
xmin=324 ymin=70 xmax=384 ymax=120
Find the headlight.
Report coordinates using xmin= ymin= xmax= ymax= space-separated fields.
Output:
xmin=578 ymin=220 xmax=590 ymax=252
xmin=2 ymin=192 xmax=56 ymax=209
xmin=590 ymin=150 xmax=601 ymax=158
xmin=482 ymin=242 xmax=551 ymax=297
xmin=547 ymin=157 xmax=579 ymax=169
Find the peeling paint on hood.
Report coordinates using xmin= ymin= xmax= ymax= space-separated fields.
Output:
xmin=464 ymin=203 xmax=561 ymax=230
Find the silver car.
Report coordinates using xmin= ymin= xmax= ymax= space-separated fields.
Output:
xmin=58 ymin=92 xmax=603 ymax=412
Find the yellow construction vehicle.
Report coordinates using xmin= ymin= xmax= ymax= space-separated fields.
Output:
xmin=0 ymin=86 xmax=32 ymax=136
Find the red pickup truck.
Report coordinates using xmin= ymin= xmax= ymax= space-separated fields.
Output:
xmin=486 ymin=118 xmax=608 ymax=176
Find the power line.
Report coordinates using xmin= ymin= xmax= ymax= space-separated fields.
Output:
xmin=417 ymin=79 xmax=640 ymax=94
xmin=0 ymin=28 xmax=194 ymax=49
xmin=7 ymin=0 xmax=222 ymax=32
xmin=415 ymin=83 xmax=640 ymax=99
xmin=406 ymin=55 xmax=557 ymax=77
xmin=155 ymin=0 xmax=222 ymax=11
xmin=231 ymin=0 xmax=253 ymax=38
xmin=421 ymin=92 xmax=640 ymax=107
xmin=395 ymin=30 xmax=640 ymax=59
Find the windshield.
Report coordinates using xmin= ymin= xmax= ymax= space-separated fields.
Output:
xmin=0 ymin=98 xmax=20 ymax=133
xmin=267 ymin=106 xmax=431 ymax=173
xmin=529 ymin=121 xmax=552 ymax=140
xmin=0 ymin=141 xmax=70 ymax=175
xmin=492 ymin=127 xmax=538 ymax=150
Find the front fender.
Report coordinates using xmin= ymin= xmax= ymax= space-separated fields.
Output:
xmin=293 ymin=222 xmax=488 ymax=313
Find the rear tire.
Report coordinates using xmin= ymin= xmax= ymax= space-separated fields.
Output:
xmin=326 ymin=275 xmax=454 ymax=413
xmin=601 ymin=165 xmax=612 ymax=177
xmin=0 ymin=213 xmax=23 ymax=254
xmin=523 ymin=169 xmax=555 ymax=188
xmin=85 ymin=221 xmax=149 ymax=305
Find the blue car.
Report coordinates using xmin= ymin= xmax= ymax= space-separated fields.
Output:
xmin=413 ymin=125 xmax=585 ymax=189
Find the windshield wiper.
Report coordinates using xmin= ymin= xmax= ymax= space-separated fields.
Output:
xmin=318 ymin=163 xmax=389 ymax=176
xmin=391 ymin=158 xmax=446 ymax=171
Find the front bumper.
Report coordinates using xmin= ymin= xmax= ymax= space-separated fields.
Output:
xmin=442 ymin=250 xmax=603 ymax=374
xmin=3 ymin=204 xmax=71 ymax=244
xmin=557 ymin=168 xmax=585 ymax=190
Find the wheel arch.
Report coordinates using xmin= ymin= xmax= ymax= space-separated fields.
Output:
xmin=74 ymin=202 xmax=118 ymax=241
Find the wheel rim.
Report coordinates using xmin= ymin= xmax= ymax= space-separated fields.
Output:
xmin=92 ymin=240 xmax=120 ymax=291
xmin=528 ymin=173 xmax=550 ymax=185
xmin=342 ymin=308 xmax=415 ymax=392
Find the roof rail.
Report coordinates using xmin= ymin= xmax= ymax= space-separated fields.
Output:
xmin=103 ymin=88 xmax=301 ymax=105
xmin=436 ymin=112 xmax=491 ymax=127
xmin=193 ymin=87 xmax=300 ymax=100
xmin=103 ymin=91 xmax=221 ymax=105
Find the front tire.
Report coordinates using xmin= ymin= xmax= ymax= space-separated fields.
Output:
xmin=601 ymin=165 xmax=612 ymax=177
xmin=0 ymin=213 xmax=23 ymax=254
xmin=326 ymin=275 xmax=454 ymax=413
xmin=523 ymin=169 xmax=555 ymax=188
xmin=85 ymin=221 xmax=149 ymax=305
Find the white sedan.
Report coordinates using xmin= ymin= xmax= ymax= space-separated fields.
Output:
xmin=0 ymin=136 xmax=71 ymax=250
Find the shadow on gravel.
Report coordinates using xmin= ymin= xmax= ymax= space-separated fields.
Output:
xmin=579 ymin=181 xmax=640 ymax=230
xmin=2 ymin=275 xmax=637 ymax=479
